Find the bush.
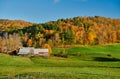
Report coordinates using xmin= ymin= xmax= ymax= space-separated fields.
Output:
xmin=72 ymin=52 xmax=81 ymax=56
xmin=107 ymin=54 xmax=112 ymax=57
xmin=54 ymin=50 xmax=68 ymax=58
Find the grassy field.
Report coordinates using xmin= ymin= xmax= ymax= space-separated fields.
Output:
xmin=0 ymin=44 xmax=120 ymax=79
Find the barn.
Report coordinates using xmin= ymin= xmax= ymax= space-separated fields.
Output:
xmin=18 ymin=47 xmax=34 ymax=55
xmin=34 ymin=49 xmax=49 ymax=56
xmin=18 ymin=47 xmax=49 ymax=56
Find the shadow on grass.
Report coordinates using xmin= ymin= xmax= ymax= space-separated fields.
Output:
xmin=94 ymin=57 xmax=120 ymax=62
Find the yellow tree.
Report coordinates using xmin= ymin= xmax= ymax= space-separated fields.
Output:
xmin=116 ymin=30 xmax=120 ymax=43
xmin=88 ymin=31 xmax=96 ymax=45
xmin=0 ymin=37 xmax=5 ymax=52
xmin=110 ymin=31 xmax=117 ymax=43
xmin=42 ymin=44 xmax=52 ymax=56
xmin=27 ymin=38 xmax=32 ymax=47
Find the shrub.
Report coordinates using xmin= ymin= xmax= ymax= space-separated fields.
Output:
xmin=107 ymin=54 xmax=112 ymax=57
xmin=54 ymin=50 xmax=68 ymax=58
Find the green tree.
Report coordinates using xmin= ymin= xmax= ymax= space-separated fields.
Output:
xmin=83 ymin=22 xmax=93 ymax=45
xmin=62 ymin=28 xmax=75 ymax=45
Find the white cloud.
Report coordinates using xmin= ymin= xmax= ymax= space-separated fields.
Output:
xmin=53 ymin=0 xmax=60 ymax=3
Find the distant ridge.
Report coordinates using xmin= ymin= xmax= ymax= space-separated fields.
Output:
xmin=0 ymin=19 xmax=33 ymax=31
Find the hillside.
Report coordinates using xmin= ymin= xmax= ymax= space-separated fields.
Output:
xmin=0 ymin=16 xmax=120 ymax=52
xmin=0 ymin=19 xmax=33 ymax=31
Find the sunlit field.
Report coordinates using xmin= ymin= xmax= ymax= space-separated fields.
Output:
xmin=0 ymin=44 xmax=120 ymax=79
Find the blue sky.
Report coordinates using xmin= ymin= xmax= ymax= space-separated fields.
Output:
xmin=0 ymin=0 xmax=120 ymax=23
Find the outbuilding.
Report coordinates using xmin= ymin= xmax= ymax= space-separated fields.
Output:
xmin=18 ymin=47 xmax=49 ymax=56
xmin=18 ymin=47 xmax=34 ymax=56
xmin=34 ymin=49 xmax=49 ymax=56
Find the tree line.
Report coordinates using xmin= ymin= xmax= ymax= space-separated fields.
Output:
xmin=0 ymin=16 xmax=120 ymax=53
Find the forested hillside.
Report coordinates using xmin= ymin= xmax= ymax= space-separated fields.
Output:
xmin=0 ymin=19 xmax=33 ymax=31
xmin=0 ymin=16 xmax=120 ymax=52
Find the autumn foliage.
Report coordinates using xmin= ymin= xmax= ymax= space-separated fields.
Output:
xmin=0 ymin=16 xmax=120 ymax=53
xmin=42 ymin=44 xmax=52 ymax=56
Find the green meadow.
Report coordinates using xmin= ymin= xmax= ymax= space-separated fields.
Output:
xmin=0 ymin=44 xmax=120 ymax=79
